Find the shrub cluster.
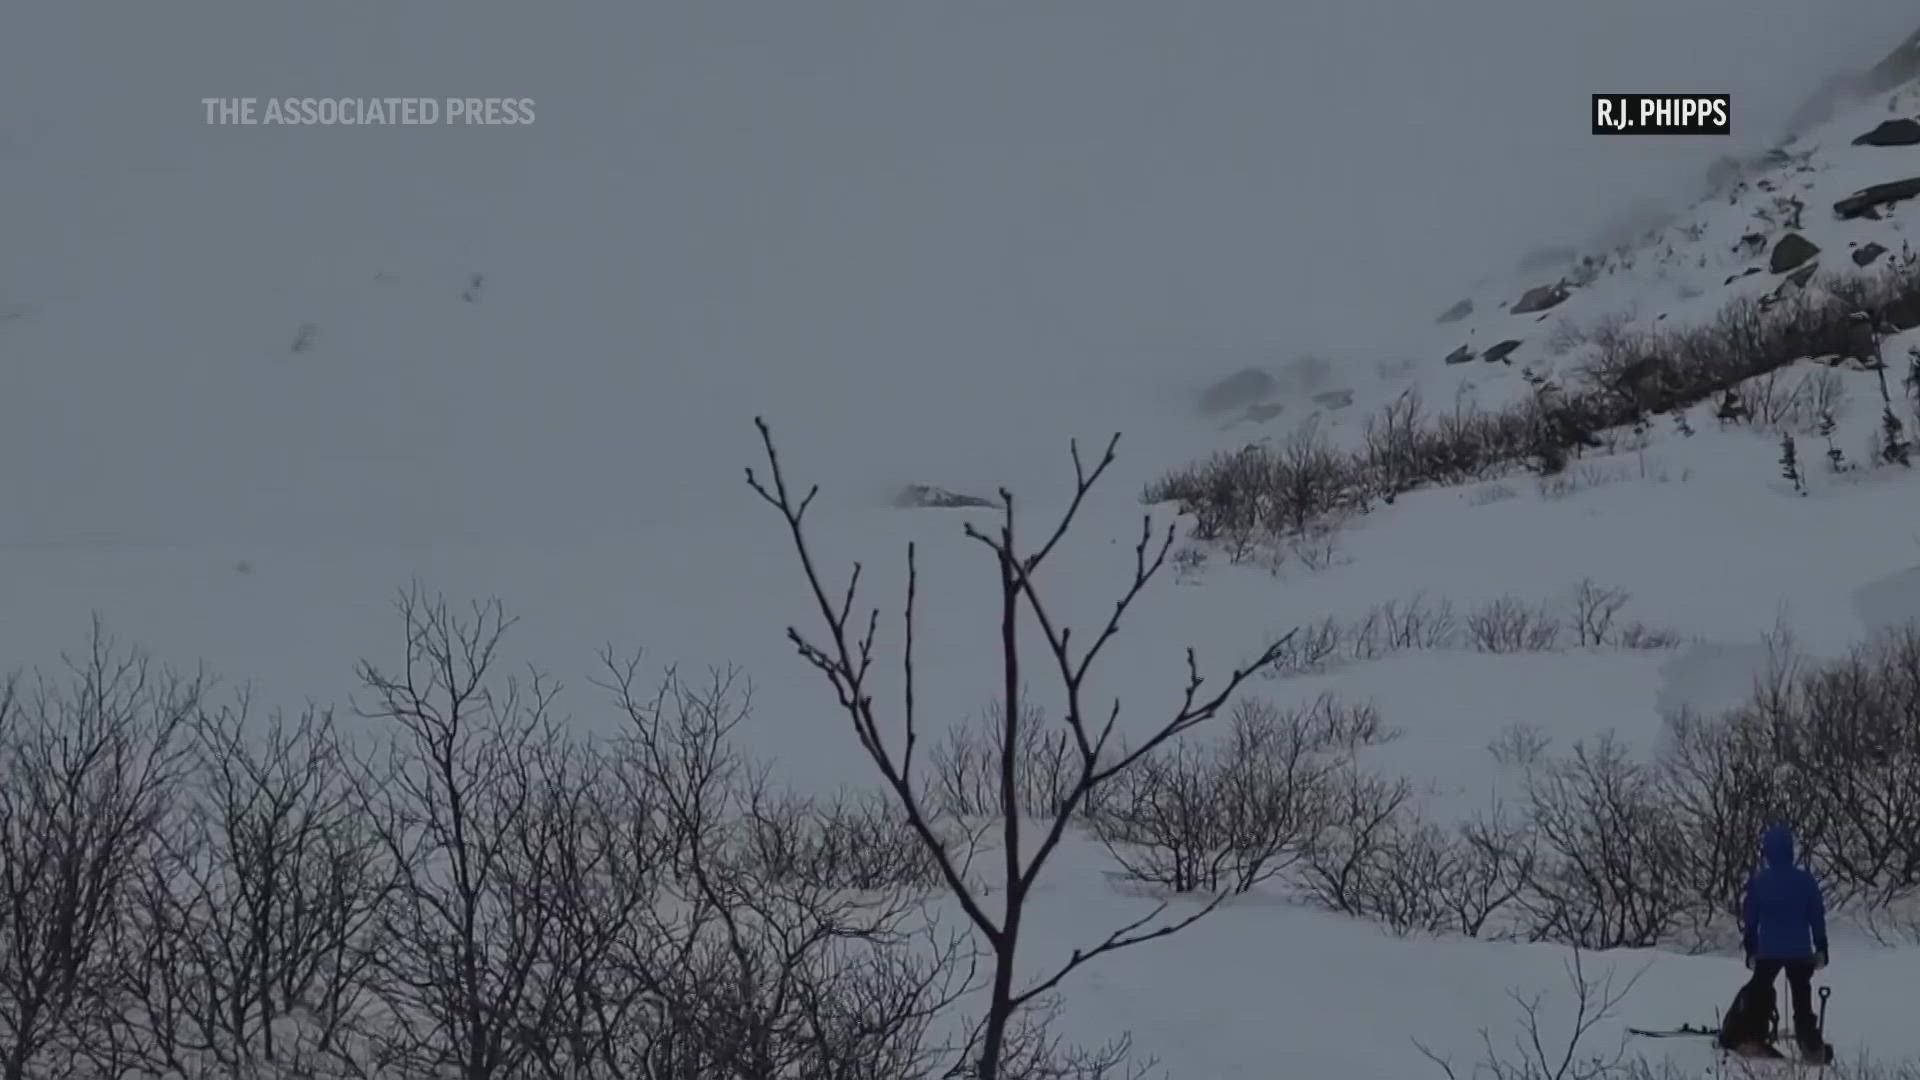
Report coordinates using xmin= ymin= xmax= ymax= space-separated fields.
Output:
xmin=1148 ymin=260 xmax=1920 ymax=545
xmin=1260 ymin=582 xmax=1683 ymax=678
xmin=1091 ymin=622 xmax=1920 ymax=953
xmin=0 ymin=599 xmax=1131 ymax=1080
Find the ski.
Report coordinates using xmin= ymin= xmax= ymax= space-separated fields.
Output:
xmin=1628 ymin=1025 xmax=1719 ymax=1039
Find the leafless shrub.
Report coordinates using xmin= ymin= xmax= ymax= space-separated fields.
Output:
xmin=1517 ymin=735 xmax=1691 ymax=950
xmin=1264 ymin=418 xmax=1364 ymax=537
xmin=595 ymin=654 xmax=973 ymax=1080
xmin=1799 ymin=367 xmax=1850 ymax=428
xmin=1092 ymin=697 xmax=1377 ymax=895
xmin=1260 ymin=615 xmax=1344 ymax=679
xmin=1288 ymin=524 xmax=1345 ymax=572
xmin=1468 ymin=597 xmax=1564 ymax=654
xmin=1569 ymin=581 xmax=1631 ymax=648
xmin=1655 ymin=707 xmax=1791 ymax=945
xmin=742 ymin=781 xmax=947 ymax=893
xmin=1345 ymin=594 xmax=1460 ymax=662
xmin=1362 ymin=389 xmax=1430 ymax=496
xmin=107 ymin=698 xmax=386 ymax=1079
xmin=927 ymin=703 xmax=1086 ymax=823
xmin=0 ymin=621 xmax=197 ymax=1080
xmin=1488 ymin=722 xmax=1552 ymax=770
xmin=1742 ymin=368 xmax=1804 ymax=428
xmin=1295 ymin=765 xmax=1413 ymax=916
xmin=1775 ymin=627 xmax=1920 ymax=911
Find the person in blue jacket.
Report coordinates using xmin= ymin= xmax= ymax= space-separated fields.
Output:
xmin=1733 ymin=822 xmax=1829 ymax=1056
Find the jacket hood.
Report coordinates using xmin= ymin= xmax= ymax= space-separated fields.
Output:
xmin=1763 ymin=823 xmax=1796 ymax=867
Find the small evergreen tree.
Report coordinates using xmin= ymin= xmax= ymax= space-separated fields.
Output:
xmin=1881 ymin=406 xmax=1912 ymax=468
xmin=1819 ymin=409 xmax=1848 ymax=472
xmin=1779 ymin=432 xmax=1805 ymax=493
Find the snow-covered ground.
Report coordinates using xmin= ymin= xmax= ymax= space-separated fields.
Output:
xmin=7 ymin=3 xmax=1920 ymax=1076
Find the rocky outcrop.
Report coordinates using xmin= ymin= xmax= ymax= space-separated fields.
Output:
xmin=1854 ymin=242 xmax=1889 ymax=267
xmin=1853 ymin=118 xmax=1920 ymax=146
xmin=1511 ymin=283 xmax=1569 ymax=314
xmin=1834 ymin=177 xmax=1920 ymax=219
xmin=895 ymin=484 xmax=995 ymax=510
xmin=1435 ymin=298 xmax=1473 ymax=324
xmin=1444 ymin=345 xmax=1475 ymax=365
xmin=1770 ymin=233 xmax=1819 ymax=273
xmin=1481 ymin=340 xmax=1522 ymax=364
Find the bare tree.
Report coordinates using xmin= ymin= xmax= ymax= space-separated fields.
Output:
xmin=0 ymin=620 xmax=196 ymax=1080
xmin=1519 ymin=736 xmax=1690 ymax=950
xmin=748 ymin=420 xmax=1294 ymax=1079
xmin=596 ymin=656 xmax=972 ymax=1080
xmin=348 ymin=586 xmax=581 ymax=1080
xmin=128 ymin=698 xmax=387 ymax=1075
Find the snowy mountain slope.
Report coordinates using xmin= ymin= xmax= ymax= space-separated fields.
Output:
xmin=1191 ymin=74 xmax=1920 ymax=459
xmin=6 ymin=6 xmax=1920 ymax=1079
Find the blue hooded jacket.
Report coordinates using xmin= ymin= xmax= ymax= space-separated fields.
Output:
xmin=1742 ymin=824 xmax=1827 ymax=960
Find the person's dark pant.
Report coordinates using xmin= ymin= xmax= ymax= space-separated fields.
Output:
xmin=1747 ymin=958 xmax=1819 ymax=1047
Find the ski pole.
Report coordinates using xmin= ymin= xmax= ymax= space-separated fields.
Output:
xmin=1818 ymin=986 xmax=1833 ymax=1077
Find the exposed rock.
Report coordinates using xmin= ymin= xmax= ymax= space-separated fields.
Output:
xmin=1884 ymin=294 xmax=1920 ymax=332
xmin=1198 ymin=367 xmax=1276 ymax=415
xmin=1481 ymin=339 xmax=1522 ymax=364
xmin=1853 ymin=118 xmax=1920 ymax=146
xmin=1834 ymin=177 xmax=1920 ymax=219
xmin=1725 ymin=267 xmax=1764 ymax=285
xmin=1511 ymin=283 xmax=1569 ymax=314
xmin=895 ymin=484 xmax=995 ymax=510
xmin=1312 ymin=389 xmax=1355 ymax=410
xmin=1735 ymin=232 xmax=1767 ymax=255
xmin=1444 ymin=345 xmax=1476 ymax=365
xmin=1785 ymin=263 xmax=1819 ymax=289
xmin=1854 ymin=242 xmax=1889 ymax=267
xmin=1435 ymin=298 xmax=1474 ymax=324
xmin=1770 ymin=233 xmax=1819 ymax=273
xmin=1241 ymin=403 xmax=1285 ymax=424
